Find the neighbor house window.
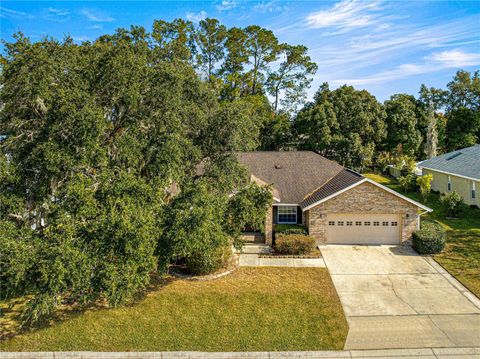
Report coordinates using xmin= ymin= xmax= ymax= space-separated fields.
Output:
xmin=447 ymin=176 xmax=451 ymax=191
xmin=277 ymin=206 xmax=297 ymax=224
xmin=472 ymin=181 xmax=476 ymax=199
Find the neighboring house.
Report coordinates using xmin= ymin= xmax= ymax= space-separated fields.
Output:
xmin=418 ymin=144 xmax=480 ymax=207
xmin=237 ymin=152 xmax=432 ymax=246
xmin=387 ymin=164 xmax=422 ymax=178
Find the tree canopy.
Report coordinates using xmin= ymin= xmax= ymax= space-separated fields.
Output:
xmin=294 ymin=83 xmax=386 ymax=171
xmin=0 ymin=27 xmax=272 ymax=325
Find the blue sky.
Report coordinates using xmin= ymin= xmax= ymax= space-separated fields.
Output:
xmin=1 ymin=1 xmax=479 ymax=102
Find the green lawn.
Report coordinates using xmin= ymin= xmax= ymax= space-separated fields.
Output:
xmin=0 ymin=267 xmax=348 ymax=352
xmin=364 ymin=173 xmax=480 ymax=297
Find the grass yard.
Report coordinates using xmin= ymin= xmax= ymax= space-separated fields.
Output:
xmin=0 ymin=267 xmax=348 ymax=352
xmin=364 ymin=173 xmax=480 ymax=297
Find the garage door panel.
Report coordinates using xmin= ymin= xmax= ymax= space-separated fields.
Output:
xmin=326 ymin=213 xmax=400 ymax=244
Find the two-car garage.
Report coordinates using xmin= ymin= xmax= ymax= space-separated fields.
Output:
xmin=325 ymin=213 xmax=402 ymax=245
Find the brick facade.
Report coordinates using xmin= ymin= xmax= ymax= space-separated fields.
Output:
xmin=306 ymin=182 xmax=419 ymax=244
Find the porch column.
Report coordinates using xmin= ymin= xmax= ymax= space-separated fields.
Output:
xmin=265 ymin=206 xmax=273 ymax=245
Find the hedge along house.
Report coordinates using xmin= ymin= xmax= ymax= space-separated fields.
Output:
xmin=418 ymin=144 xmax=479 ymax=207
xmin=237 ymin=152 xmax=432 ymax=246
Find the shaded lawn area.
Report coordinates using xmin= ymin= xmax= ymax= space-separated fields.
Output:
xmin=364 ymin=173 xmax=480 ymax=297
xmin=0 ymin=267 xmax=348 ymax=352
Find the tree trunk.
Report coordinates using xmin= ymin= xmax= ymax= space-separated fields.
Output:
xmin=425 ymin=103 xmax=438 ymax=159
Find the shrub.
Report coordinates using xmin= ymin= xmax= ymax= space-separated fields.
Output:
xmin=275 ymin=234 xmax=316 ymax=255
xmin=440 ymin=191 xmax=463 ymax=217
xmin=185 ymin=245 xmax=232 ymax=275
xmin=412 ymin=221 xmax=446 ymax=254
xmin=274 ymin=224 xmax=308 ymax=235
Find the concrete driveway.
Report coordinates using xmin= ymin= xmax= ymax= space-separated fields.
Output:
xmin=320 ymin=245 xmax=480 ymax=350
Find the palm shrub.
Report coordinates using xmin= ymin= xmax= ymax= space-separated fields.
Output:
xmin=412 ymin=220 xmax=446 ymax=254
xmin=275 ymin=234 xmax=316 ymax=255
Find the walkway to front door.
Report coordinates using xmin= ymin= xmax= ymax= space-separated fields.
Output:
xmin=320 ymin=245 xmax=480 ymax=350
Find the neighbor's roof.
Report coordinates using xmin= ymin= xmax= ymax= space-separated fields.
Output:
xmin=418 ymin=144 xmax=480 ymax=181
xmin=236 ymin=151 xmax=364 ymax=206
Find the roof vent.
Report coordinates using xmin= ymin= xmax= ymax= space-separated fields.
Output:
xmin=274 ymin=164 xmax=283 ymax=169
xmin=447 ymin=152 xmax=462 ymax=160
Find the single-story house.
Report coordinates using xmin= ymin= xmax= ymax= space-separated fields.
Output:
xmin=418 ymin=144 xmax=479 ymax=207
xmin=237 ymin=151 xmax=432 ymax=245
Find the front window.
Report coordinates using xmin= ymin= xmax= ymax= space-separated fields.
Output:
xmin=447 ymin=176 xmax=451 ymax=191
xmin=277 ymin=206 xmax=297 ymax=224
xmin=472 ymin=181 xmax=476 ymax=199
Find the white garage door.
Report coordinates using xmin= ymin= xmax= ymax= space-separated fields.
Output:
xmin=326 ymin=213 xmax=401 ymax=244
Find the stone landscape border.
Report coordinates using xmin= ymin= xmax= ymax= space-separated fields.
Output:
xmin=258 ymin=254 xmax=321 ymax=259
xmin=1 ymin=347 xmax=479 ymax=358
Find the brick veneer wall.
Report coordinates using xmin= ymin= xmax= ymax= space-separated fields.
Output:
xmin=264 ymin=206 xmax=273 ymax=245
xmin=306 ymin=182 xmax=419 ymax=244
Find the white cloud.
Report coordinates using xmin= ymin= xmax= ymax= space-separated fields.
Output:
xmin=47 ymin=8 xmax=69 ymax=16
xmin=333 ymin=49 xmax=480 ymax=86
xmin=303 ymin=16 xmax=480 ymax=78
xmin=186 ymin=10 xmax=207 ymax=23
xmin=253 ymin=1 xmax=286 ymax=13
xmin=43 ymin=7 xmax=70 ymax=22
xmin=0 ymin=6 xmax=33 ymax=19
xmin=216 ymin=0 xmax=237 ymax=11
xmin=72 ymin=35 xmax=90 ymax=42
xmin=81 ymin=9 xmax=114 ymax=22
xmin=306 ymin=0 xmax=385 ymax=31
xmin=89 ymin=24 xmax=103 ymax=30
xmin=430 ymin=49 xmax=480 ymax=67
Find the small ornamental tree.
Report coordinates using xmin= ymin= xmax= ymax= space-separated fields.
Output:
xmin=416 ymin=174 xmax=433 ymax=200
xmin=440 ymin=191 xmax=464 ymax=218
xmin=398 ymin=174 xmax=417 ymax=193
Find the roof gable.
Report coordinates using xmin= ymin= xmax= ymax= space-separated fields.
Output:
xmin=300 ymin=169 xmax=364 ymax=209
xmin=418 ymin=145 xmax=480 ymax=180
xmin=302 ymin=178 xmax=432 ymax=212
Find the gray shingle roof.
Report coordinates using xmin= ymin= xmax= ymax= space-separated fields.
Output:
xmin=418 ymin=144 xmax=480 ymax=180
xmin=236 ymin=151 xmax=363 ymax=205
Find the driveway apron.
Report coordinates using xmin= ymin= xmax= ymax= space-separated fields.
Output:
xmin=320 ymin=245 xmax=480 ymax=350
